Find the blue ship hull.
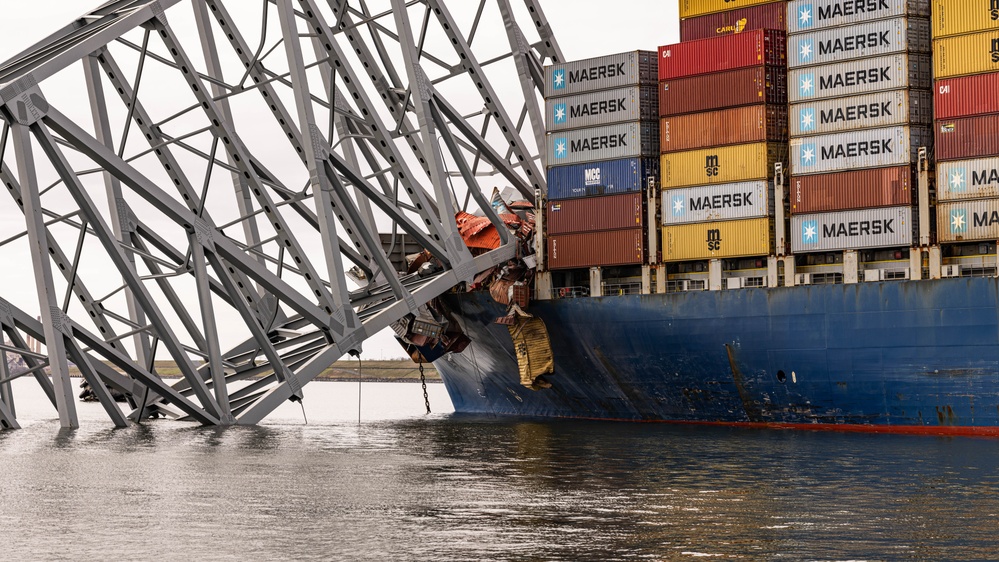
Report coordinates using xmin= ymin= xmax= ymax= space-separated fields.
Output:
xmin=434 ymin=277 xmax=999 ymax=435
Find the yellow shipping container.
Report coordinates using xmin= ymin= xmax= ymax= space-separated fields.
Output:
xmin=661 ymin=218 xmax=774 ymax=262
xmin=933 ymin=30 xmax=999 ymax=78
xmin=679 ymin=0 xmax=782 ymax=18
xmin=660 ymin=142 xmax=786 ymax=189
xmin=932 ymin=0 xmax=999 ymax=38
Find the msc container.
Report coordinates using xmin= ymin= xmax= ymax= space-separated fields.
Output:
xmin=935 ymin=113 xmax=999 ymax=161
xmin=546 ymin=192 xmax=643 ymax=235
xmin=544 ymin=51 xmax=656 ymax=98
xmin=663 ymin=181 xmax=773 ymax=225
xmin=546 ymin=85 xmax=658 ymax=132
xmin=933 ymin=30 xmax=999 ymax=79
xmin=660 ymin=66 xmax=788 ymax=116
xmin=545 ymin=121 xmax=658 ymax=167
xmin=787 ymin=0 xmax=930 ymax=34
xmin=791 ymin=206 xmax=915 ymax=252
xmin=937 ymin=199 xmax=999 ymax=242
xmin=938 ymin=157 xmax=999 ymax=201
xmin=680 ymin=2 xmax=788 ymax=41
xmin=546 ymin=157 xmax=659 ymax=200
xmin=931 ymin=0 xmax=999 ymax=38
xmin=658 ymin=29 xmax=787 ymax=80
xmin=787 ymin=17 xmax=931 ymax=69
xmin=788 ymin=53 xmax=932 ymax=102
xmin=660 ymin=105 xmax=788 ymax=153
xmin=680 ymin=0 xmax=783 ymax=18
xmin=789 ymin=89 xmax=933 ymax=136
xmin=662 ymin=142 xmax=786 ymax=188
xmin=790 ymin=166 xmax=915 ymax=214
xmin=547 ymin=228 xmax=644 ymax=270
xmin=790 ymin=125 xmax=932 ymax=175
xmin=662 ymin=218 xmax=774 ymax=261
xmin=934 ymin=71 xmax=999 ymax=120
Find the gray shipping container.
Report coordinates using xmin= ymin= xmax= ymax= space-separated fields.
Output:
xmin=544 ymin=51 xmax=657 ymax=98
xmin=789 ymin=89 xmax=933 ymax=137
xmin=789 ymin=53 xmax=932 ymax=102
xmin=663 ymin=181 xmax=773 ymax=225
xmin=787 ymin=17 xmax=931 ymax=69
xmin=937 ymin=157 xmax=999 ymax=202
xmin=545 ymin=121 xmax=658 ymax=167
xmin=787 ymin=0 xmax=930 ymax=35
xmin=938 ymin=199 xmax=999 ymax=243
xmin=545 ymin=85 xmax=658 ymax=132
xmin=792 ymin=206 xmax=915 ymax=252
xmin=790 ymin=125 xmax=932 ymax=175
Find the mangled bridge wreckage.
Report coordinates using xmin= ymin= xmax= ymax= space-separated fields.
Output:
xmin=0 ymin=0 xmax=560 ymax=429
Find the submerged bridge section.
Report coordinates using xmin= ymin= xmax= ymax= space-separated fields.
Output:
xmin=0 ymin=0 xmax=559 ymax=428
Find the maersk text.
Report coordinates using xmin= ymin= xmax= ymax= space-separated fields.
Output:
xmin=821 ymin=139 xmax=892 ymax=159
xmin=823 ymin=219 xmax=894 ymax=238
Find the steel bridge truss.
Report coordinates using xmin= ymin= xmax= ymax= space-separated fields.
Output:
xmin=0 ymin=0 xmax=560 ymax=429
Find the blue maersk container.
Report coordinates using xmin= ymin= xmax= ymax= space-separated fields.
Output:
xmin=546 ymin=157 xmax=658 ymax=200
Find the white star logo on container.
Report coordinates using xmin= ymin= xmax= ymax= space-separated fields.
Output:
xmin=951 ymin=210 xmax=967 ymax=232
xmin=553 ymin=70 xmax=565 ymax=89
xmin=803 ymin=221 xmax=818 ymax=243
xmin=799 ymin=40 xmax=813 ymax=61
xmin=800 ymin=75 xmax=814 ymax=96
xmin=801 ymin=109 xmax=815 ymax=130
xmin=950 ymin=170 xmax=966 ymax=191
xmin=801 ymin=145 xmax=815 ymax=165
xmin=799 ymin=6 xmax=812 ymax=26
xmin=554 ymin=104 xmax=566 ymax=123
xmin=672 ymin=196 xmax=684 ymax=215
xmin=555 ymin=139 xmax=567 ymax=158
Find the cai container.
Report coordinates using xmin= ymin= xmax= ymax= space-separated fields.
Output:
xmin=789 ymin=89 xmax=933 ymax=137
xmin=932 ymin=0 xmax=999 ymax=38
xmin=661 ymin=142 xmax=786 ymax=189
xmin=661 ymin=218 xmax=774 ymax=262
xmin=660 ymin=105 xmax=788 ymax=153
xmin=545 ymin=192 xmax=644 ymax=235
xmin=547 ymin=229 xmax=645 ymax=270
xmin=545 ymin=121 xmax=659 ymax=167
xmin=679 ymin=0 xmax=783 ymax=18
xmin=934 ymin=71 xmax=999 ymax=120
xmin=938 ymin=157 xmax=999 ymax=201
xmin=546 ymin=158 xmax=658 ymax=200
xmin=546 ymin=85 xmax=658 ymax=132
xmin=791 ymin=206 xmax=915 ymax=253
xmin=788 ymin=53 xmax=932 ymax=102
xmin=787 ymin=0 xmax=930 ymax=34
xmin=790 ymin=166 xmax=915 ymax=214
xmin=789 ymin=125 xmax=932 ymax=175
xmin=663 ymin=181 xmax=773 ymax=225
xmin=659 ymin=66 xmax=787 ymax=116
xmin=680 ymin=2 xmax=788 ymax=41
xmin=658 ymin=29 xmax=787 ymax=80
xmin=544 ymin=51 xmax=656 ymax=98
xmin=935 ymin=113 xmax=999 ymax=161
xmin=787 ymin=17 xmax=931 ymax=69
xmin=933 ymin=29 xmax=999 ymax=79
xmin=937 ymin=198 xmax=999 ymax=242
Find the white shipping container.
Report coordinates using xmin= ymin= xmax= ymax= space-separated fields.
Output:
xmin=788 ymin=17 xmax=931 ymax=69
xmin=789 ymin=89 xmax=933 ymax=137
xmin=545 ymin=122 xmax=658 ymax=167
xmin=792 ymin=206 xmax=915 ymax=252
xmin=789 ymin=53 xmax=932 ymax=102
xmin=789 ymin=125 xmax=932 ymax=175
xmin=937 ymin=157 xmax=999 ymax=202
xmin=787 ymin=0 xmax=930 ymax=35
xmin=938 ymin=199 xmax=999 ymax=242
xmin=544 ymin=51 xmax=656 ymax=98
xmin=545 ymin=85 xmax=656 ymax=132
xmin=663 ymin=181 xmax=773 ymax=225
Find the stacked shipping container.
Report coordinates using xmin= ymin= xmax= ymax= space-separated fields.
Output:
xmin=931 ymin=0 xmax=999 ymax=243
xmin=543 ymin=51 xmax=659 ymax=269
xmin=786 ymin=0 xmax=930 ymax=253
xmin=659 ymin=10 xmax=787 ymax=262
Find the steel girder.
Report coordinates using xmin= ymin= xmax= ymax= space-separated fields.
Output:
xmin=0 ymin=0 xmax=560 ymax=428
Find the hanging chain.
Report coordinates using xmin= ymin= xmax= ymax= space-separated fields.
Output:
xmin=419 ymin=360 xmax=431 ymax=414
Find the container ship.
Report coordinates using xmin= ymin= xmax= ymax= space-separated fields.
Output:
xmin=396 ymin=0 xmax=999 ymax=436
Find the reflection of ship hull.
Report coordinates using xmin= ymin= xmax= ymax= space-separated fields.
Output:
xmin=434 ymin=277 xmax=999 ymax=436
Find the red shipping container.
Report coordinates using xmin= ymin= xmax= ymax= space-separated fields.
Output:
xmin=936 ymin=114 xmax=999 ymax=161
xmin=659 ymin=66 xmax=787 ymax=116
xmin=680 ymin=3 xmax=788 ymax=42
xmin=790 ymin=166 xmax=915 ymax=214
xmin=658 ymin=29 xmax=786 ymax=80
xmin=935 ymin=71 xmax=999 ymax=120
xmin=660 ymin=105 xmax=788 ymax=153
xmin=547 ymin=228 xmax=645 ymax=270
xmin=545 ymin=192 xmax=644 ymax=235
